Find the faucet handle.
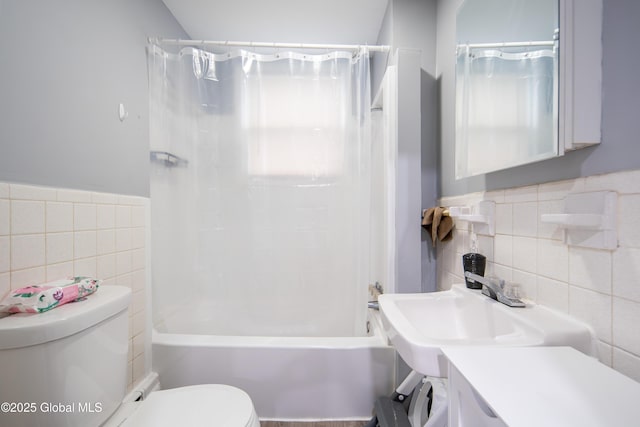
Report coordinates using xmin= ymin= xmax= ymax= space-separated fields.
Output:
xmin=503 ymin=282 xmax=522 ymax=299
xmin=497 ymin=293 xmax=526 ymax=308
xmin=369 ymin=282 xmax=384 ymax=300
xmin=374 ymin=282 xmax=384 ymax=294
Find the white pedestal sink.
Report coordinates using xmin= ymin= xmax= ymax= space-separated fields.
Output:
xmin=378 ymin=285 xmax=596 ymax=377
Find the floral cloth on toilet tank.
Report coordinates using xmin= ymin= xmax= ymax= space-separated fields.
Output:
xmin=0 ymin=277 xmax=101 ymax=314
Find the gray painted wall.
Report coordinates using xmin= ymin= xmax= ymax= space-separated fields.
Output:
xmin=396 ymin=48 xmax=424 ymax=296
xmin=372 ymin=1 xmax=393 ymax=99
xmin=0 ymin=0 xmax=188 ymax=196
xmin=375 ymin=0 xmax=440 ymax=295
xmin=395 ymin=0 xmax=439 ymax=294
xmin=437 ymin=0 xmax=640 ymax=197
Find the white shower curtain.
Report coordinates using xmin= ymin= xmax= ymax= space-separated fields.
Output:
xmin=148 ymin=44 xmax=372 ymax=337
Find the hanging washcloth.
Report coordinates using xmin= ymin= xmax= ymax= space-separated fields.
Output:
xmin=422 ymin=207 xmax=454 ymax=247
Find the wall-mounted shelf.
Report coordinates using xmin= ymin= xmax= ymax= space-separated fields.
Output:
xmin=448 ymin=200 xmax=495 ymax=236
xmin=540 ymin=191 xmax=617 ymax=250
xmin=540 ymin=213 xmax=606 ymax=229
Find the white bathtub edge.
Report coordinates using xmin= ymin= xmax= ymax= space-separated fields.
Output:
xmin=153 ymin=309 xmax=390 ymax=349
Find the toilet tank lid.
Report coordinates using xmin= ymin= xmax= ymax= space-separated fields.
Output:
xmin=0 ymin=285 xmax=131 ymax=350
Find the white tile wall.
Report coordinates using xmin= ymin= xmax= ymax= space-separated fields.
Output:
xmin=11 ymin=234 xmax=45 ymax=270
xmin=0 ymin=184 xmax=9 ymax=199
xmin=11 ymin=200 xmax=45 ymax=234
xmin=0 ymin=237 xmax=9 ymax=273
xmin=46 ymin=232 xmax=73 ymax=264
xmin=438 ymin=169 xmax=640 ymax=382
xmin=46 ymin=202 xmax=74 ymax=232
xmin=0 ymin=182 xmax=148 ymax=391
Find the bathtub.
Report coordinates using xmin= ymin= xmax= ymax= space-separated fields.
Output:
xmin=152 ymin=308 xmax=395 ymax=421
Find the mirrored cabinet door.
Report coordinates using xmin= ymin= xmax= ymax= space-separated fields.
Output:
xmin=454 ymin=0 xmax=602 ymax=179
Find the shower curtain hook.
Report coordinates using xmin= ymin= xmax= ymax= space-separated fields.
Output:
xmin=356 ymin=43 xmax=367 ymax=59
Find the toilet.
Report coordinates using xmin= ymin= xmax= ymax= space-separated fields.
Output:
xmin=0 ymin=285 xmax=260 ymax=427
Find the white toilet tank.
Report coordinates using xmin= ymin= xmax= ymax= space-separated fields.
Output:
xmin=0 ymin=285 xmax=131 ymax=427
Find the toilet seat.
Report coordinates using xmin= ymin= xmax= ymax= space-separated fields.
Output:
xmin=122 ymin=384 xmax=260 ymax=427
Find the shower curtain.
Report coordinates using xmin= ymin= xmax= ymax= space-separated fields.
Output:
xmin=148 ymin=44 xmax=372 ymax=337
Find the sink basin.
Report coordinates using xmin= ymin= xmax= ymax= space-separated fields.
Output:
xmin=378 ymin=285 xmax=595 ymax=377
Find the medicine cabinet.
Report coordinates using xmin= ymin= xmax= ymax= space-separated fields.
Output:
xmin=455 ymin=0 xmax=602 ymax=179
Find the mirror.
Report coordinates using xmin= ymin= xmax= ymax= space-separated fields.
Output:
xmin=455 ymin=0 xmax=559 ymax=178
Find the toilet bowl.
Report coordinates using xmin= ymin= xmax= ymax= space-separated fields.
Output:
xmin=0 ymin=285 xmax=260 ymax=427
xmin=121 ymin=384 xmax=260 ymax=427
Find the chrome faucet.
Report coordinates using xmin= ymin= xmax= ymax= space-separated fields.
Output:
xmin=368 ymin=301 xmax=380 ymax=310
xmin=464 ymin=272 xmax=526 ymax=307
xmin=368 ymin=282 xmax=384 ymax=310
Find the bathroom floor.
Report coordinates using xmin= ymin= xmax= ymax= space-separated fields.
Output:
xmin=261 ymin=422 xmax=367 ymax=427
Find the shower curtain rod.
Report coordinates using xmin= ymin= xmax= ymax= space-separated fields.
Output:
xmin=149 ymin=37 xmax=390 ymax=53
xmin=458 ymin=40 xmax=555 ymax=49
